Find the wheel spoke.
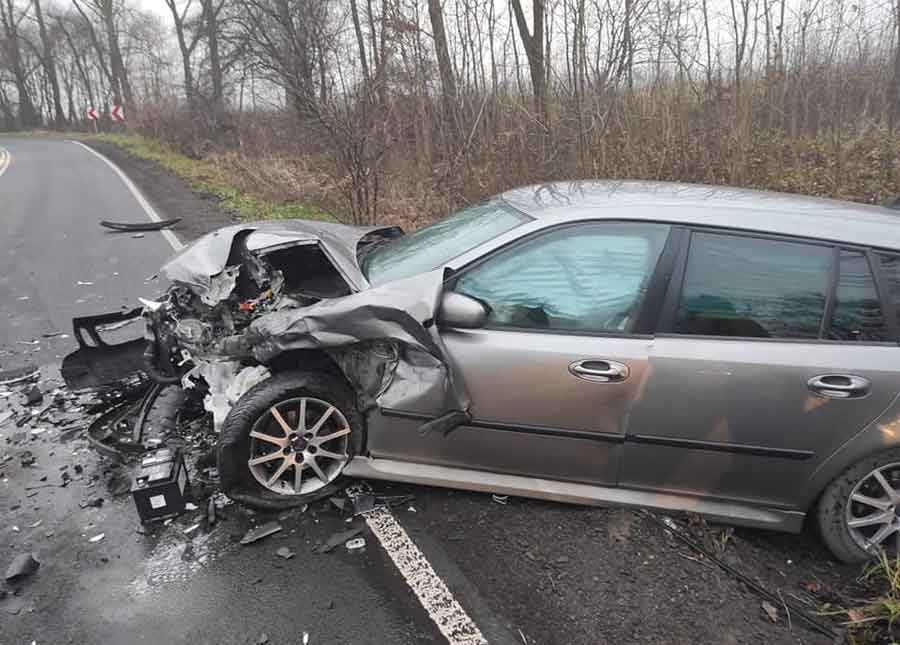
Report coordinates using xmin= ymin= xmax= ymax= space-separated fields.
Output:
xmin=317 ymin=448 xmax=346 ymax=461
xmin=851 ymin=492 xmax=893 ymax=511
xmin=270 ymin=406 xmax=293 ymax=436
xmin=308 ymin=405 xmax=335 ymax=436
xmin=868 ymin=522 xmax=899 ymax=548
xmin=250 ymin=430 xmax=287 ymax=447
xmin=309 ymin=456 xmax=328 ymax=483
xmin=848 ymin=511 xmax=893 ymax=529
xmin=316 ymin=427 xmax=351 ymax=443
xmin=249 ymin=452 xmax=283 ymax=467
xmin=297 ymin=398 xmax=307 ymax=432
xmin=266 ymin=458 xmax=292 ymax=486
xmin=293 ymin=462 xmax=306 ymax=493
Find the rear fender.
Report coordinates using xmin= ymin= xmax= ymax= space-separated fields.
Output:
xmin=800 ymin=392 xmax=900 ymax=509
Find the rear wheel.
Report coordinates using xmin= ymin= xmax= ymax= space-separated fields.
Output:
xmin=218 ymin=371 xmax=362 ymax=509
xmin=817 ymin=449 xmax=900 ymax=563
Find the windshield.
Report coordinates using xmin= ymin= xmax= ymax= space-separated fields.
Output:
xmin=361 ymin=201 xmax=532 ymax=286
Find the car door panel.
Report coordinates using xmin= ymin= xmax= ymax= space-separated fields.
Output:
xmin=623 ymin=338 xmax=900 ymax=507
xmin=368 ymin=221 xmax=673 ymax=486
xmin=621 ymin=230 xmax=900 ymax=509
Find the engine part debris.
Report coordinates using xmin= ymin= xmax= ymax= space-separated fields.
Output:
xmin=345 ymin=537 xmax=366 ymax=551
xmin=275 ymin=546 xmax=295 ymax=560
xmin=4 ymin=553 xmax=40 ymax=581
xmin=318 ymin=527 xmax=363 ymax=554
xmin=240 ymin=521 xmax=282 ymax=545
xmin=100 ymin=218 xmax=182 ymax=232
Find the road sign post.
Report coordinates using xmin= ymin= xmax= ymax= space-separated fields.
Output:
xmin=86 ymin=107 xmax=98 ymax=133
xmin=111 ymin=105 xmax=125 ymax=125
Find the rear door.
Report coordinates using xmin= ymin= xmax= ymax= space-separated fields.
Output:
xmin=622 ymin=230 xmax=900 ymax=508
xmin=371 ymin=221 xmax=675 ymax=485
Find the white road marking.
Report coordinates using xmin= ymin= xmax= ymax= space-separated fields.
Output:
xmin=0 ymin=147 xmax=10 ymax=177
xmin=68 ymin=140 xmax=184 ymax=252
xmin=364 ymin=508 xmax=488 ymax=645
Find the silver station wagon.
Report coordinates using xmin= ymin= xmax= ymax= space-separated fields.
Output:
xmin=107 ymin=180 xmax=900 ymax=564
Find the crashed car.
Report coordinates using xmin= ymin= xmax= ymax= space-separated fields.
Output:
xmin=68 ymin=180 xmax=900 ymax=563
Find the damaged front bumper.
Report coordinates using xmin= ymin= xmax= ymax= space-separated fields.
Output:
xmin=63 ymin=220 xmax=471 ymax=437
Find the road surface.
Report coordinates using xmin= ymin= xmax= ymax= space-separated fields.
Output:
xmin=0 ymin=137 xmax=486 ymax=645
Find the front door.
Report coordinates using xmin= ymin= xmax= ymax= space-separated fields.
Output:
xmin=427 ymin=221 xmax=673 ymax=485
xmin=623 ymin=231 xmax=900 ymax=508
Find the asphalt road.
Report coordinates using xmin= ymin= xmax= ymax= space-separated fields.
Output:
xmin=0 ymin=137 xmax=458 ymax=645
xmin=0 ymin=138 xmax=181 ymax=368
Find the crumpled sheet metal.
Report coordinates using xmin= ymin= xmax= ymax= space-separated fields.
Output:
xmin=161 ymin=221 xmax=395 ymax=294
xmin=247 ymin=269 xmax=470 ymax=415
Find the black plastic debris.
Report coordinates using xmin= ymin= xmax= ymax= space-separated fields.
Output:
xmin=352 ymin=494 xmax=375 ymax=516
xmin=24 ymin=386 xmax=43 ymax=407
xmin=100 ymin=218 xmax=182 ymax=232
xmin=318 ymin=528 xmax=363 ymax=554
xmin=5 ymin=553 xmax=40 ymax=582
xmin=240 ymin=521 xmax=282 ymax=545
xmin=19 ymin=451 xmax=35 ymax=467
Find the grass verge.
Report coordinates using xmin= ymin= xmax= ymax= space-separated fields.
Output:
xmin=84 ymin=133 xmax=332 ymax=222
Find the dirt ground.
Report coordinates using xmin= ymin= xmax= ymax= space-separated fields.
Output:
xmin=39 ymin=138 xmax=881 ymax=644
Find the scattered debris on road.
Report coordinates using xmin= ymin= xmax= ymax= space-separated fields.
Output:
xmin=345 ymin=537 xmax=366 ymax=551
xmin=240 ymin=521 xmax=282 ymax=545
xmin=88 ymin=533 xmax=105 ymax=543
xmin=275 ymin=546 xmax=295 ymax=560
xmin=100 ymin=218 xmax=182 ymax=232
xmin=4 ymin=553 xmax=40 ymax=582
xmin=492 ymin=494 xmax=508 ymax=505
xmin=318 ymin=528 xmax=363 ymax=554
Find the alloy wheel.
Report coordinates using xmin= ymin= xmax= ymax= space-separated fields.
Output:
xmin=845 ymin=462 xmax=900 ymax=554
xmin=247 ymin=396 xmax=351 ymax=496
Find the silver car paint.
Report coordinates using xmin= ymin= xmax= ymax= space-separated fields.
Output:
xmin=364 ymin=181 xmax=900 ymax=532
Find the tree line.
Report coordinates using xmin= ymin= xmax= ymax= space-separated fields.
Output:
xmin=1 ymin=0 xmax=899 ymax=223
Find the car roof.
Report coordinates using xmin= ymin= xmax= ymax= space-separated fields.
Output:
xmin=499 ymin=181 xmax=900 ymax=251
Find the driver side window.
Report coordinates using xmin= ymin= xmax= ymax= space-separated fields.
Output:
xmin=454 ymin=222 xmax=670 ymax=333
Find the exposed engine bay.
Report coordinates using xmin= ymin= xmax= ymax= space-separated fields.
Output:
xmin=65 ymin=220 xmax=471 ymax=440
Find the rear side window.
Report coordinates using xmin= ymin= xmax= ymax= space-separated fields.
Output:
xmin=828 ymin=251 xmax=889 ymax=341
xmin=877 ymin=254 xmax=900 ymax=335
xmin=674 ymin=233 xmax=830 ymax=338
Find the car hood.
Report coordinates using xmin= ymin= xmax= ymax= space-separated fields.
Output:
xmin=161 ymin=219 xmax=400 ymax=293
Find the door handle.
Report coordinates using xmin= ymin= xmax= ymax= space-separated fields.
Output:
xmin=569 ymin=359 xmax=630 ymax=383
xmin=807 ymin=374 xmax=871 ymax=399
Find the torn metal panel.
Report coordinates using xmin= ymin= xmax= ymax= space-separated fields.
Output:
xmin=245 ymin=269 xmax=470 ymax=415
xmin=183 ymin=361 xmax=271 ymax=430
xmin=161 ymin=221 xmax=400 ymax=294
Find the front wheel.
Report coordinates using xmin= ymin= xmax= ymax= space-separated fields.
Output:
xmin=218 ymin=370 xmax=363 ymax=510
xmin=817 ymin=449 xmax=900 ymax=563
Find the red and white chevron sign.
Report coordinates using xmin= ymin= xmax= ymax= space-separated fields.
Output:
xmin=111 ymin=104 xmax=125 ymax=123
xmin=86 ymin=107 xmax=97 ymax=121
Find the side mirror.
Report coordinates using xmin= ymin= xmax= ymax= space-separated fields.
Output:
xmin=439 ymin=292 xmax=487 ymax=329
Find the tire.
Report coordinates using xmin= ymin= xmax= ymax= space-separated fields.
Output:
xmin=217 ymin=370 xmax=363 ymax=510
xmin=140 ymin=384 xmax=185 ymax=438
xmin=817 ymin=448 xmax=900 ymax=563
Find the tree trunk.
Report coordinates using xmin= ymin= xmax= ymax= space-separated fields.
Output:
xmin=165 ymin=0 xmax=197 ymax=114
xmin=428 ymin=0 xmax=458 ymax=127
xmin=33 ymin=0 xmax=66 ymax=127
xmin=350 ymin=0 xmax=370 ymax=87
xmin=1 ymin=0 xmax=40 ymax=128
xmin=201 ymin=0 xmax=226 ymax=127
xmin=510 ymin=0 xmax=546 ymax=124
